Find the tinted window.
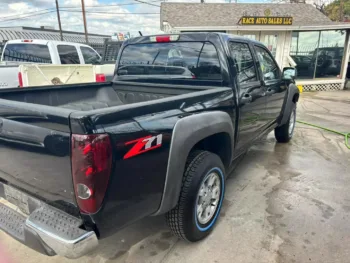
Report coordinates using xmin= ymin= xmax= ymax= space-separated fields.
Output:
xmin=3 ymin=43 xmax=52 ymax=63
xmin=255 ymin=46 xmax=279 ymax=81
xmin=81 ymin=46 xmax=101 ymax=64
xmin=118 ymin=42 xmax=222 ymax=81
xmin=57 ymin=45 xmax=80 ymax=64
xmin=229 ymin=42 xmax=257 ymax=84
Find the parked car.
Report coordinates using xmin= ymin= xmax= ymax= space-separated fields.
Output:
xmin=0 ymin=33 xmax=299 ymax=259
xmin=0 ymin=39 xmax=110 ymax=88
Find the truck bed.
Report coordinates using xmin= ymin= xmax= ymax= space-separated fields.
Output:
xmin=0 ymin=80 xmax=224 ymax=215
xmin=0 ymin=80 xmax=210 ymax=111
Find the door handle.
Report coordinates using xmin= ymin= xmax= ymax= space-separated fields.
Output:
xmin=241 ymin=93 xmax=252 ymax=104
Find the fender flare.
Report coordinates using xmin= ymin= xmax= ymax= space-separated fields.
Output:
xmin=152 ymin=111 xmax=235 ymax=216
xmin=279 ymin=83 xmax=299 ymax=126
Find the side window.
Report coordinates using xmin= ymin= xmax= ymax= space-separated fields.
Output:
xmin=57 ymin=45 xmax=80 ymax=64
xmin=192 ymin=43 xmax=222 ymax=80
xmin=254 ymin=46 xmax=279 ymax=81
xmin=81 ymin=46 xmax=101 ymax=64
xmin=229 ymin=42 xmax=257 ymax=84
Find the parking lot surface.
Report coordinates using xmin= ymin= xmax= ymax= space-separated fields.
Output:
xmin=1 ymin=91 xmax=350 ymax=263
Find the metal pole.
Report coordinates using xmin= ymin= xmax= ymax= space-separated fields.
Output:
xmin=81 ymin=0 xmax=89 ymax=43
xmin=55 ymin=0 xmax=63 ymax=41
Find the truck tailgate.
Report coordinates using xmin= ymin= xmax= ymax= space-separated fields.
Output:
xmin=0 ymin=99 xmax=79 ymax=215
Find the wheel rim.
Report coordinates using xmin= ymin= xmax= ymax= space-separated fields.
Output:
xmin=196 ymin=172 xmax=221 ymax=225
xmin=289 ymin=110 xmax=296 ymax=136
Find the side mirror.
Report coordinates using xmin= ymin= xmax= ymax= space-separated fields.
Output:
xmin=282 ymin=67 xmax=296 ymax=81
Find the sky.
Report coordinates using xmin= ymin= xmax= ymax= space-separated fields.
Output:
xmin=0 ymin=0 xmax=273 ymax=37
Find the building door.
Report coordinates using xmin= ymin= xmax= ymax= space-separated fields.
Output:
xmin=259 ymin=32 xmax=284 ymax=68
xmin=239 ymin=31 xmax=260 ymax=41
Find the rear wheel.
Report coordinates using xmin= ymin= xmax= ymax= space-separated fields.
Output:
xmin=275 ymin=104 xmax=296 ymax=143
xmin=165 ymin=151 xmax=225 ymax=242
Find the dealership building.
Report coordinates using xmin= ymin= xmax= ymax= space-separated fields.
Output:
xmin=160 ymin=3 xmax=350 ymax=91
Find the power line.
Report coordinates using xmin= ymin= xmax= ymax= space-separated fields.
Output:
xmin=0 ymin=11 xmax=56 ymax=23
xmin=0 ymin=8 xmax=55 ymax=19
xmin=133 ymin=0 xmax=161 ymax=7
xmin=61 ymin=0 xmax=162 ymax=9
xmin=62 ymin=10 xmax=160 ymax=15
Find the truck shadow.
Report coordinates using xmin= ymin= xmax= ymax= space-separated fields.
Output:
xmin=89 ymin=215 xmax=178 ymax=261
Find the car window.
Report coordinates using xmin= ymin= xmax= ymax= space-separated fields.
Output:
xmin=81 ymin=46 xmax=101 ymax=64
xmin=118 ymin=41 xmax=222 ymax=82
xmin=254 ymin=46 xmax=279 ymax=81
xmin=229 ymin=42 xmax=257 ymax=84
xmin=3 ymin=43 xmax=52 ymax=63
xmin=57 ymin=45 xmax=80 ymax=64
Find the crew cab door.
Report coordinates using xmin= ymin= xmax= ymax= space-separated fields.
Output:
xmin=229 ymin=41 xmax=267 ymax=150
xmin=253 ymin=44 xmax=285 ymax=125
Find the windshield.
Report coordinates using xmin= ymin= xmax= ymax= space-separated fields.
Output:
xmin=117 ymin=42 xmax=222 ymax=82
xmin=2 ymin=43 xmax=52 ymax=63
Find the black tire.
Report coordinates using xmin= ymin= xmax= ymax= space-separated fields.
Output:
xmin=275 ymin=104 xmax=296 ymax=143
xmin=165 ymin=150 xmax=225 ymax=242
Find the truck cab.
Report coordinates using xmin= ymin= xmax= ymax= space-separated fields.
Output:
xmin=1 ymin=39 xmax=102 ymax=65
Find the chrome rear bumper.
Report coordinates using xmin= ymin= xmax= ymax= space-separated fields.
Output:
xmin=0 ymin=183 xmax=98 ymax=259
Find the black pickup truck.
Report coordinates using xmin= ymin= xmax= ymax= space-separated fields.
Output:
xmin=0 ymin=33 xmax=299 ymax=258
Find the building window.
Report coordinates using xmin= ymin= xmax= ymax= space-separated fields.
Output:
xmin=290 ymin=30 xmax=346 ymax=79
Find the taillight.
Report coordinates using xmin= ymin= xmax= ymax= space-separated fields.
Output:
xmin=71 ymin=134 xmax=112 ymax=214
xmin=18 ymin=72 xmax=23 ymax=87
xmin=149 ymin=35 xmax=179 ymax=42
xmin=22 ymin=39 xmax=33 ymax=42
xmin=95 ymin=74 xmax=106 ymax=82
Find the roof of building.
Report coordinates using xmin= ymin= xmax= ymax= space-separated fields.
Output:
xmin=160 ymin=3 xmax=335 ymax=28
xmin=0 ymin=26 xmax=110 ymax=37
xmin=0 ymin=26 xmax=110 ymax=44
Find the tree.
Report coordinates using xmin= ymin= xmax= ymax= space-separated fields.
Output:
xmin=325 ymin=0 xmax=350 ymax=21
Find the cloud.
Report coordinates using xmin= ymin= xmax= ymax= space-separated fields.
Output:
xmin=0 ymin=0 xmax=163 ymax=37
xmin=0 ymin=0 xmax=228 ymax=37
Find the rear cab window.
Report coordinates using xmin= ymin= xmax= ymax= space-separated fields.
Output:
xmin=2 ymin=43 xmax=52 ymax=63
xmin=80 ymin=46 xmax=101 ymax=64
xmin=57 ymin=45 xmax=80 ymax=64
xmin=117 ymin=41 xmax=222 ymax=83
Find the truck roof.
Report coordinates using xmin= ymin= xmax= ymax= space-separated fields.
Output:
xmin=125 ymin=32 xmax=263 ymax=46
xmin=5 ymin=39 xmax=92 ymax=48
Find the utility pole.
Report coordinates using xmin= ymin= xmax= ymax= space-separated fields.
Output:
xmin=55 ymin=0 xmax=63 ymax=41
xmin=81 ymin=0 xmax=89 ymax=43
xmin=201 ymin=0 xmax=204 ymax=3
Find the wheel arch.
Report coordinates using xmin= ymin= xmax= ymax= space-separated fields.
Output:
xmin=152 ymin=111 xmax=235 ymax=216
xmin=278 ymin=83 xmax=299 ymax=126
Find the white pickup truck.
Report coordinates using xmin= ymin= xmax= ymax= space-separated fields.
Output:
xmin=0 ymin=39 xmax=112 ymax=88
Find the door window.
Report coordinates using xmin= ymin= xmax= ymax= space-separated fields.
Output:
xmin=254 ymin=46 xmax=279 ymax=81
xmin=80 ymin=46 xmax=101 ymax=64
xmin=57 ymin=45 xmax=80 ymax=64
xmin=229 ymin=42 xmax=257 ymax=84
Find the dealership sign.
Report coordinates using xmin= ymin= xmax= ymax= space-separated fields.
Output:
xmin=241 ymin=16 xmax=293 ymax=25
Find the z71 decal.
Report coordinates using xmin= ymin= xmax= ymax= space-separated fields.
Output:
xmin=123 ymin=134 xmax=163 ymax=159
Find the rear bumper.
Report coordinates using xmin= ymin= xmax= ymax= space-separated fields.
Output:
xmin=0 ymin=182 xmax=98 ymax=259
